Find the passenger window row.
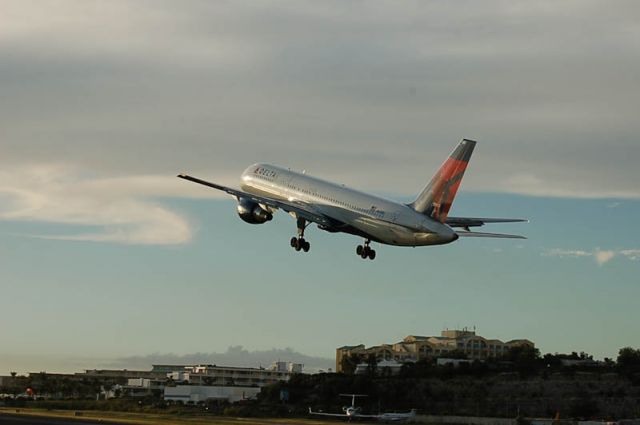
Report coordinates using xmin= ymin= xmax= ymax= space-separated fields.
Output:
xmin=285 ymin=183 xmax=384 ymax=218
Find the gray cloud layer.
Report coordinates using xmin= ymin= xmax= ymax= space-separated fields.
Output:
xmin=0 ymin=346 xmax=333 ymax=375
xmin=108 ymin=346 xmax=334 ymax=373
xmin=1 ymin=1 xmax=639 ymax=243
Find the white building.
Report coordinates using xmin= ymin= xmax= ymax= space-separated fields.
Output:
xmin=161 ymin=363 xmax=301 ymax=403
xmin=182 ymin=364 xmax=299 ymax=387
xmin=122 ymin=378 xmax=166 ymax=397
xmin=270 ymin=361 xmax=304 ymax=374
xmin=167 ymin=371 xmax=190 ymax=383
xmin=164 ymin=385 xmax=261 ymax=403
xmin=355 ymin=359 xmax=406 ymax=375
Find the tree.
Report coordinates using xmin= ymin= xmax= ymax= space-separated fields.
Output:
xmin=400 ymin=359 xmax=433 ymax=379
xmin=505 ymin=345 xmax=540 ymax=362
xmin=505 ymin=345 xmax=541 ymax=377
xmin=366 ymin=354 xmax=378 ymax=377
xmin=579 ymin=351 xmax=593 ymax=360
xmin=617 ymin=347 xmax=640 ymax=376
xmin=340 ymin=354 xmax=363 ymax=375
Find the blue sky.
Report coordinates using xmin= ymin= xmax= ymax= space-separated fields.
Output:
xmin=0 ymin=1 xmax=639 ymax=373
xmin=1 ymin=193 xmax=638 ymax=373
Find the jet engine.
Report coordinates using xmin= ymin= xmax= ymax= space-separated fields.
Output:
xmin=236 ymin=198 xmax=273 ymax=224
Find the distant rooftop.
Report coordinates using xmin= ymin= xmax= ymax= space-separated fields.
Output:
xmin=337 ymin=344 xmax=365 ymax=350
xmin=441 ymin=329 xmax=477 ymax=339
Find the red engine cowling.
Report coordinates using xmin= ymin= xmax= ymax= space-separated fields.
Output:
xmin=236 ymin=198 xmax=273 ymax=224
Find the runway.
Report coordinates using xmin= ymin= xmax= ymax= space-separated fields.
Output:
xmin=0 ymin=414 xmax=108 ymax=425
xmin=0 ymin=411 xmax=345 ymax=425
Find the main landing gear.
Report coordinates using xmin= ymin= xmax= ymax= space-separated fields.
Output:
xmin=290 ymin=236 xmax=310 ymax=252
xmin=356 ymin=240 xmax=376 ymax=260
xmin=291 ymin=217 xmax=311 ymax=253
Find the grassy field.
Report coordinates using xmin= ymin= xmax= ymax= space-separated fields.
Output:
xmin=0 ymin=407 xmax=373 ymax=425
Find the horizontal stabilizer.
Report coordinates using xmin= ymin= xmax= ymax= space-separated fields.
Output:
xmin=456 ymin=231 xmax=526 ymax=239
xmin=446 ymin=217 xmax=528 ymax=228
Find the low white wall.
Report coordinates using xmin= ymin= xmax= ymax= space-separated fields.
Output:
xmin=164 ymin=385 xmax=260 ymax=403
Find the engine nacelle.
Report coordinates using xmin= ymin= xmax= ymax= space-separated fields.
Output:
xmin=236 ymin=198 xmax=273 ymax=224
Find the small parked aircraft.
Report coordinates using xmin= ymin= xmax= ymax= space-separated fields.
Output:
xmin=309 ymin=394 xmax=416 ymax=422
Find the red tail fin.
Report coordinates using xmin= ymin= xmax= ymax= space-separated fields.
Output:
xmin=409 ymin=139 xmax=476 ymax=222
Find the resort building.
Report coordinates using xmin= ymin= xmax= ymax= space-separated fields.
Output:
xmin=336 ymin=328 xmax=534 ymax=373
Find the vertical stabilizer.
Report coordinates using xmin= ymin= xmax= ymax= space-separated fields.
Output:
xmin=409 ymin=139 xmax=476 ymax=222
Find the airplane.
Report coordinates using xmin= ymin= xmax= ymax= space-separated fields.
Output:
xmin=308 ymin=394 xmax=416 ymax=422
xmin=178 ymin=139 xmax=526 ymax=260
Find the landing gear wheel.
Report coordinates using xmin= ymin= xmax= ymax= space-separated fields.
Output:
xmin=356 ymin=240 xmax=376 ymax=260
xmin=291 ymin=236 xmax=310 ymax=253
xmin=291 ymin=218 xmax=311 ymax=253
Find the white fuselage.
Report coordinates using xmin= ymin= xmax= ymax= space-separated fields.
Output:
xmin=240 ymin=163 xmax=458 ymax=247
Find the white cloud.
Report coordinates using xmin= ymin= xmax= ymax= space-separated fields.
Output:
xmin=544 ymin=248 xmax=640 ymax=266
xmin=500 ymin=174 xmax=640 ymax=199
xmin=544 ymin=249 xmax=592 ymax=259
xmin=0 ymin=164 xmax=226 ymax=245
xmin=594 ymin=250 xmax=616 ymax=266
xmin=620 ymin=249 xmax=640 ymax=261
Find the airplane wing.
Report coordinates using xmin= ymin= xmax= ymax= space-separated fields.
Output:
xmin=446 ymin=217 xmax=528 ymax=228
xmin=178 ymin=174 xmax=343 ymax=228
xmin=455 ymin=230 xmax=526 ymax=239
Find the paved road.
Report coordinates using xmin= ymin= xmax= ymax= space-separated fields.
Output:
xmin=0 ymin=414 xmax=108 ymax=425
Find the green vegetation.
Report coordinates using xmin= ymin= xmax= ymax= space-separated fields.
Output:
xmin=273 ymin=347 xmax=640 ymax=419
xmin=617 ymin=347 xmax=640 ymax=379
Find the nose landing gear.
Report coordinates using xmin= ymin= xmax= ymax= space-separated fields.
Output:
xmin=356 ymin=240 xmax=376 ymax=260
